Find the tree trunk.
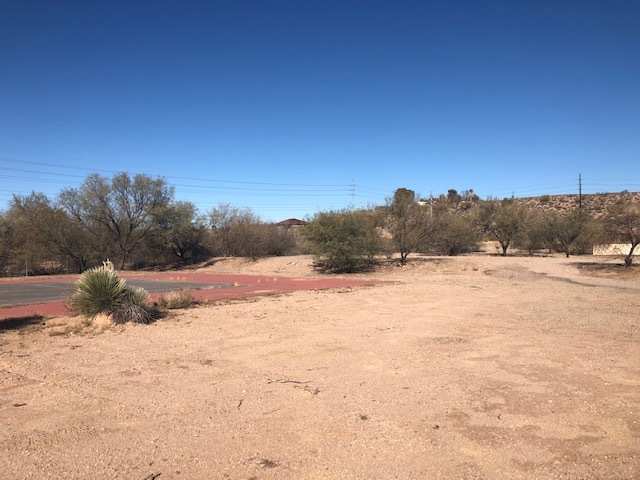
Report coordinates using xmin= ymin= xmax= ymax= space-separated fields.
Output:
xmin=624 ymin=255 xmax=632 ymax=267
xmin=625 ymin=244 xmax=637 ymax=267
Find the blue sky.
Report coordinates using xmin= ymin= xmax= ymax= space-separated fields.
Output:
xmin=1 ymin=1 xmax=638 ymax=221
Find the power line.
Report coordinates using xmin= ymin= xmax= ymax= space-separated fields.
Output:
xmin=0 ymin=157 xmax=349 ymax=188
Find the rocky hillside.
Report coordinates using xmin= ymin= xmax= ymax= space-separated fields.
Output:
xmin=516 ymin=191 xmax=640 ymax=218
xmin=435 ymin=191 xmax=640 ymax=218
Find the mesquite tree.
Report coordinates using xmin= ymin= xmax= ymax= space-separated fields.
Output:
xmin=478 ymin=199 xmax=527 ymax=256
xmin=603 ymin=201 xmax=640 ymax=267
xmin=59 ymin=173 xmax=174 ymax=269
xmin=386 ymin=188 xmax=436 ymax=265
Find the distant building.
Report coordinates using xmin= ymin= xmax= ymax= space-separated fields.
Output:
xmin=275 ymin=218 xmax=307 ymax=227
xmin=275 ymin=218 xmax=308 ymax=254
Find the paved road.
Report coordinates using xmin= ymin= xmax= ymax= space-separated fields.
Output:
xmin=0 ymin=280 xmax=234 ymax=306
xmin=0 ymin=273 xmax=385 ymax=320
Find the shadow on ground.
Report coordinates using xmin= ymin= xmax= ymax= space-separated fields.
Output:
xmin=0 ymin=315 xmax=45 ymax=333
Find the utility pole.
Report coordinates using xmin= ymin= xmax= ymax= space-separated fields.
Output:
xmin=350 ymin=180 xmax=355 ymax=210
xmin=578 ymin=173 xmax=582 ymax=209
xmin=429 ymin=191 xmax=433 ymax=216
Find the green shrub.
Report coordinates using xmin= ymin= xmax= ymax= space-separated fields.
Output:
xmin=431 ymin=212 xmax=479 ymax=256
xmin=69 ymin=267 xmax=127 ymax=319
xmin=70 ymin=267 xmax=157 ymax=324
xmin=302 ymin=209 xmax=381 ymax=273
xmin=157 ymin=290 xmax=196 ymax=310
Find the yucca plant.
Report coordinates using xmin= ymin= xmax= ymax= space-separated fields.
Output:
xmin=69 ymin=267 xmax=128 ymax=319
xmin=70 ymin=267 xmax=158 ymax=324
xmin=111 ymin=286 xmax=156 ymax=325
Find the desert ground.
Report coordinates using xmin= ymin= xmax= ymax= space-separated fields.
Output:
xmin=1 ymin=249 xmax=639 ymax=479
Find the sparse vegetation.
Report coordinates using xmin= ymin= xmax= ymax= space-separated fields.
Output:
xmin=519 ymin=211 xmax=550 ymax=255
xmin=478 ymin=200 xmax=527 ymax=256
xmin=430 ymin=212 xmax=479 ymax=256
xmin=208 ymin=204 xmax=296 ymax=259
xmin=302 ymin=209 xmax=381 ymax=273
xmin=111 ymin=286 xmax=157 ymax=325
xmin=384 ymin=188 xmax=437 ymax=265
xmin=69 ymin=267 xmax=157 ymax=323
xmin=157 ymin=290 xmax=196 ymax=310
xmin=69 ymin=267 xmax=128 ymax=319
xmin=602 ymin=200 xmax=640 ymax=267
xmin=2 ymin=171 xmax=640 ymax=276
xmin=552 ymin=209 xmax=594 ymax=258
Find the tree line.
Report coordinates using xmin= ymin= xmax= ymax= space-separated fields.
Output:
xmin=303 ymin=187 xmax=640 ymax=271
xmin=0 ymin=172 xmax=296 ymax=276
xmin=1 ymin=173 xmax=638 ymax=276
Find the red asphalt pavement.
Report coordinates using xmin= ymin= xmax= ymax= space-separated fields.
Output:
xmin=0 ymin=272 xmax=384 ymax=319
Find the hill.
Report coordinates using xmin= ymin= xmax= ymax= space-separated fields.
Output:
xmin=433 ymin=190 xmax=640 ymax=218
xmin=516 ymin=191 xmax=640 ymax=218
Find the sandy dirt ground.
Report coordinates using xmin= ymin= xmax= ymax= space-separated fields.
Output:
xmin=1 ymin=251 xmax=639 ymax=479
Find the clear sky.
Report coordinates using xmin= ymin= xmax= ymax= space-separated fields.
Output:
xmin=1 ymin=1 xmax=638 ymax=221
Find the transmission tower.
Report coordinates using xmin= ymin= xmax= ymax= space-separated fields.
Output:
xmin=350 ymin=180 xmax=355 ymax=210
xmin=579 ymin=173 xmax=582 ymax=209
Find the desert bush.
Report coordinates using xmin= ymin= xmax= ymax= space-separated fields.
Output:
xmin=518 ymin=210 xmax=595 ymax=257
xmin=111 ymin=286 xmax=157 ymax=324
xmin=156 ymin=201 xmax=210 ymax=263
xmin=70 ymin=267 xmax=157 ymax=323
xmin=602 ymin=201 xmax=640 ymax=266
xmin=69 ymin=267 xmax=128 ymax=319
xmin=8 ymin=193 xmax=97 ymax=274
xmin=431 ymin=212 xmax=479 ymax=256
xmin=208 ymin=204 xmax=296 ymax=258
xmin=518 ymin=212 xmax=554 ymax=255
xmin=157 ymin=290 xmax=196 ymax=310
xmin=302 ymin=209 xmax=381 ymax=273
xmin=385 ymin=188 xmax=437 ymax=264
xmin=265 ymin=226 xmax=297 ymax=256
xmin=478 ymin=200 xmax=527 ymax=256
xmin=551 ymin=209 xmax=593 ymax=258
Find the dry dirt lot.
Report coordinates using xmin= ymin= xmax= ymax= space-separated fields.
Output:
xmin=1 ymin=252 xmax=639 ymax=479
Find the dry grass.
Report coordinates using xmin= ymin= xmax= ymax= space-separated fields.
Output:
xmin=156 ymin=290 xmax=196 ymax=310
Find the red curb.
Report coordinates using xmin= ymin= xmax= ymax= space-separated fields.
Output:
xmin=0 ymin=273 xmax=385 ymax=320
